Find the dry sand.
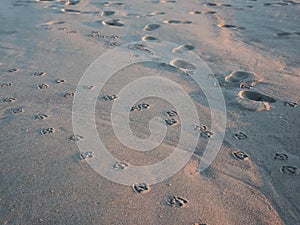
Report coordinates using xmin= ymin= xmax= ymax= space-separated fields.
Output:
xmin=0 ymin=0 xmax=299 ymax=224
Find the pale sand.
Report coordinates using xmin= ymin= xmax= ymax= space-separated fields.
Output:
xmin=0 ymin=0 xmax=299 ymax=224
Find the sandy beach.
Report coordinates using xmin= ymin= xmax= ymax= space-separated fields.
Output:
xmin=0 ymin=0 xmax=299 ymax=224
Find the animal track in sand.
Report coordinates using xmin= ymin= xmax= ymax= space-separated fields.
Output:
xmin=63 ymin=92 xmax=75 ymax=98
xmin=80 ymin=151 xmax=93 ymax=160
xmin=165 ymin=118 xmax=178 ymax=126
xmin=132 ymin=183 xmax=150 ymax=193
xmin=225 ymin=71 xmax=254 ymax=83
xmin=161 ymin=0 xmax=176 ymax=3
xmin=69 ymin=134 xmax=84 ymax=141
xmin=205 ymin=2 xmax=217 ymax=6
xmin=141 ymin=35 xmax=160 ymax=42
xmin=55 ymin=79 xmax=66 ymax=84
xmin=170 ymin=59 xmax=197 ymax=71
xmin=41 ymin=128 xmax=55 ymax=135
xmin=284 ymin=101 xmax=297 ymax=107
xmin=144 ymin=24 xmax=160 ymax=31
xmin=34 ymin=113 xmax=48 ymax=120
xmin=102 ymin=94 xmax=117 ymax=101
xmin=274 ymin=153 xmax=288 ymax=160
xmin=232 ymin=150 xmax=249 ymax=160
xmin=280 ymin=166 xmax=298 ymax=175
xmin=131 ymin=103 xmax=150 ymax=112
xmin=33 ymin=72 xmax=46 ymax=77
xmin=239 ymin=91 xmax=276 ymax=103
xmin=163 ymin=20 xmax=192 ymax=24
xmin=0 ymin=82 xmax=12 ymax=88
xmin=218 ymin=24 xmax=245 ymax=30
xmin=188 ymin=11 xmax=202 ymax=14
xmin=168 ymin=196 xmax=188 ymax=208
xmin=8 ymin=68 xmax=19 ymax=73
xmin=61 ymin=8 xmax=81 ymax=14
xmin=234 ymin=131 xmax=248 ymax=140
xmin=203 ymin=11 xmax=216 ymax=14
xmin=237 ymin=90 xmax=276 ymax=111
xmin=12 ymin=107 xmax=24 ymax=114
xmin=172 ymin=44 xmax=195 ymax=53
xmin=2 ymin=97 xmax=15 ymax=103
xmin=113 ymin=161 xmax=129 ymax=170
xmin=165 ymin=110 xmax=177 ymax=117
xmin=221 ymin=4 xmax=232 ymax=7
xmin=102 ymin=19 xmax=124 ymax=27
xmin=100 ymin=11 xmax=115 ymax=16
xmin=276 ymin=32 xmax=300 ymax=37
xmin=65 ymin=0 xmax=80 ymax=6
xmin=83 ymin=85 xmax=94 ymax=90
xmin=37 ymin=83 xmax=49 ymax=89
xmin=147 ymin=11 xmax=166 ymax=16
xmin=195 ymin=125 xmax=214 ymax=138
xmin=101 ymin=2 xmax=123 ymax=7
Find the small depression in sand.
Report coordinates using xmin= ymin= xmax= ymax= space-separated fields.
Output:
xmin=102 ymin=19 xmax=124 ymax=27
xmin=61 ymin=8 xmax=81 ymax=14
xmin=237 ymin=90 xmax=276 ymax=111
xmin=189 ymin=11 xmax=201 ymax=14
xmin=65 ymin=0 xmax=80 ymax=6
xmin=101 ymin=11 xmax=115 ymax=16
xmin=225 ymin=71 xmax=255 ymax=82
xmin=170 ymin=59 xmax=197 ymax=71
xmin=172 ymin=44 xmax=195 ymax=53
xmin=144 ymin=24 xmax=160 ymax=31
xmin=163 ymin=20 xmax=192 ymax=24
xmin=141 ymin=35 xmax=160 ymax=42
xmin=240 ymin=91 xmax=276 ymax=103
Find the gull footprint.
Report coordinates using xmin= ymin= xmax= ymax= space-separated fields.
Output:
xmin=232 ymin=150 xmax=249 ymax=160
xmin=113 ymin=161 xmax=129 ymax=170
xmin=284 ymin=101 xmax=297 ymax=107
xmin=103 ymin=94 xmax=118 ymax=101
xmin=41 ymin=128 xmax=55 ymax=135
xmin=165 ymin=118 xmax=178 ymax=126
xmin=280 ymin=166 xmax=298 ymax=175
xmin=64 ymin=92 xmax=75 ymax=98
xmin=33 ymin=72 xmax=46 ymax=77
xmin=55 ymin=79 xmax=66 ymax=84
xmin=8 ymin=68 xmax=19 ymax=73
xmin=168 ymin=196 xmax=188 ymax=208
xmin=195 ymin=125 xmax=214 ymax=138
xmin=274 ymin=153 xmax=288 ymax=160
xmin=0 ymin=82 xmax=12 ymax=88
xmin=132 ymin=183 xmax=150 ymax=194
xmin=131 ymin=103 xmax=150 ymax=112
xmin=37 ymin=83 xmax=49 ymax=89
xmin=34 ymin=113 xmax=48 ymax=120
xmin=69 ymin=134 xmax=84 ymax=141
xmin=2 ymin=97 xmax=16 ymax=103
xmin=80 ymin=151 xmax=93 ymax=160
xmin=12 ymin=107 xmax=24 ymax=114
xmin=234 ymin=131 xmax=248 ymax=140
xmin=165 ymin=110 xmax=177 ymax=117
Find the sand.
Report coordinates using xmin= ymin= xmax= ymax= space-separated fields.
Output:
xmin=0 ymin=0 xmax=299 ymax=224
